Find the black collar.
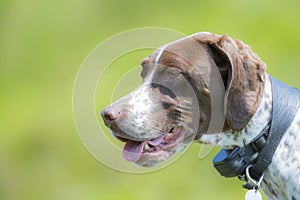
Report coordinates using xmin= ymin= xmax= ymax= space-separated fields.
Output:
xmin=212 ymin=75 xmax=300 ymax=189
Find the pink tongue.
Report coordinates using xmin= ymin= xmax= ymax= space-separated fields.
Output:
xmin=122 ymin=135 xmax=165 ymax=162
xmin=123 ymin=141 xmax=146 ymax=162
xmin=147 ymin=135 xmax=164 ymax=146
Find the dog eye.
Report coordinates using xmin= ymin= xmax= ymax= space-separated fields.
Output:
xmin=168 ymin=70 xmax=180 ymax=79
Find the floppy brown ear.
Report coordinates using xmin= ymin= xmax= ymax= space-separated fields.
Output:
xmin=192 ymin=33 xmax=266 ymax=131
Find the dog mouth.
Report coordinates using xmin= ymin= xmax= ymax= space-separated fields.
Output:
xmin=117 ymin=126 xmax=183 ymax=162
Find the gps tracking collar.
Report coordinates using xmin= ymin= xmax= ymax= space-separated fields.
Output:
xmin=213 ymin=123 xmax=270 ymax=180
xmin=212 ymin=75 xmax=300 ymax=190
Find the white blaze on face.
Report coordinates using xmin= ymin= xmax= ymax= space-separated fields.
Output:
xmin=126 ymin=47 xmax=168 ymax=138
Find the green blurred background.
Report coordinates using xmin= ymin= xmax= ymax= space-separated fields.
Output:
xmin=1 ymin=0 xmax=300 ymax=199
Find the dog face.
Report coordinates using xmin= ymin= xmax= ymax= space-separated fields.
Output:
xmin=101 ymin=33 xmax=266 ymax=167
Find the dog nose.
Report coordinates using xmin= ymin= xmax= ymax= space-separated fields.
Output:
xmin=101 ymin=106 xmax=119 ymax=125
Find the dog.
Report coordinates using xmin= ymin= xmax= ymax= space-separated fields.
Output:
xmin=101 ymin=32 xmax=300 ymax=199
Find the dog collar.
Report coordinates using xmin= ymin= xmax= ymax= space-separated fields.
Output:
xmin=212 ymin=75 xmax=300 ymax=189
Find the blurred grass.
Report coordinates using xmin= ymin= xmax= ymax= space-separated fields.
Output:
xmin=1 ymin=0 xmax=300 ymax=199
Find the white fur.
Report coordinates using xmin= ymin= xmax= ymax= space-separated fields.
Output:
xmin=126 ymin=47 xmax=168 ymax=139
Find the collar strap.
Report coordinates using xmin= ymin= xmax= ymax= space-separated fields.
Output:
xmin=250 ymin=76 xmax=300 ymax=180
xmin=212 ymin=123 xmax=270 ymax=178
xmin=212 ymin=75 xmax=300 ymax=186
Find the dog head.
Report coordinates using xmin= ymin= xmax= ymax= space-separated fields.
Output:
xmin=101 ymin=32 xmax=266 ymax=167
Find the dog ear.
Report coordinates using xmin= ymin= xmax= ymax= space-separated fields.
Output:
xmin=192 ymin=33 xmax=266 ymax=131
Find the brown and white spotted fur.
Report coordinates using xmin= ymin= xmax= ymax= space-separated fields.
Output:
xmin=101 ymin=32 xmax=300 ymax=199
xmin=203 ymin=75 xmax=300 ymax=199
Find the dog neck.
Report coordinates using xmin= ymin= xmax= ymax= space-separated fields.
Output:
xmin=199 ymin=74 xmax=272 ymax=149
